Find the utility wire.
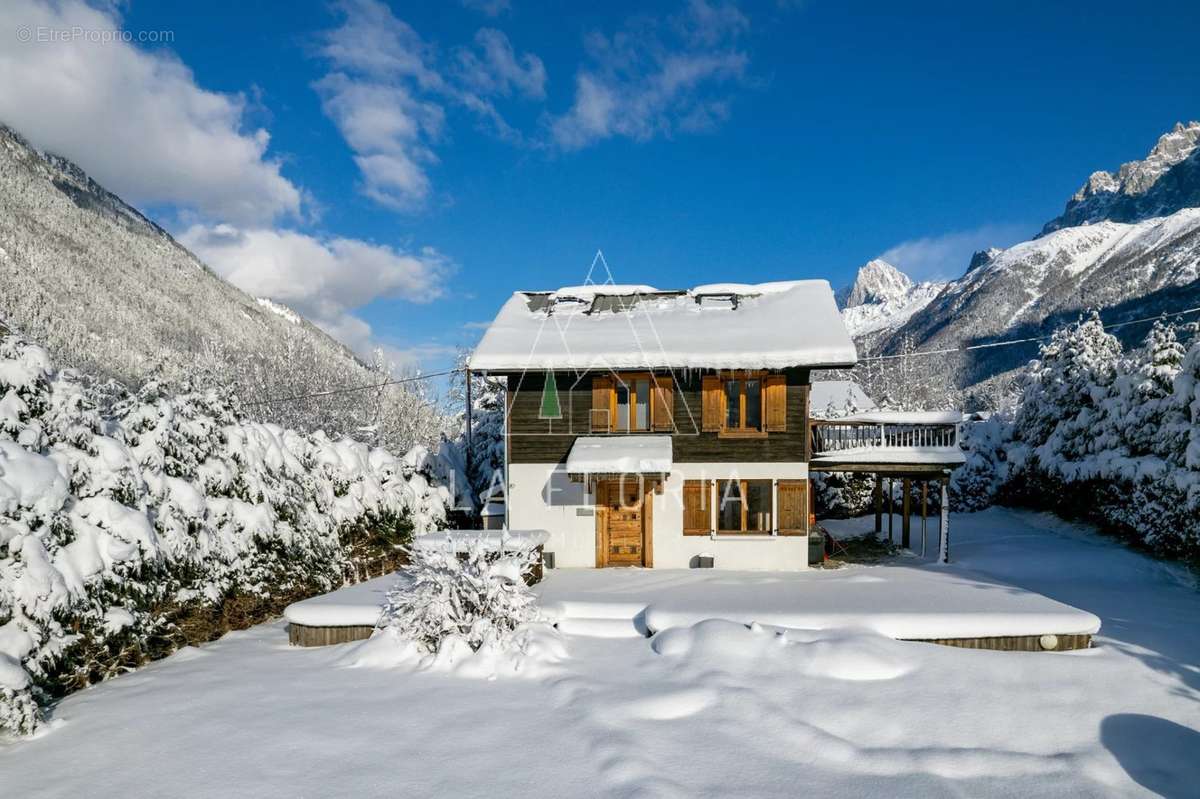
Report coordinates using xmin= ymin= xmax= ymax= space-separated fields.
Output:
xmin=236 ymin=303 xmax=1200 ymax=404
xmin=855 ymin=305 xmax=1200 ymax=363
xmin=240 ymin=367 xmax=464 ymax=407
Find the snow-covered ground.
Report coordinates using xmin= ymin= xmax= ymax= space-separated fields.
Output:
xmin=4 ymin=508 xmax=1200 ymax=797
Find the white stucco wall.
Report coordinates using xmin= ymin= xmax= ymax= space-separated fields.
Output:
xmin=507 ymin=461 xmax=812 ymax=570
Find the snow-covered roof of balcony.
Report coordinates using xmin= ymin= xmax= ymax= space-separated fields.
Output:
xmin=838 ymin=411 xmax=964 ymax=425
xmin=810 ymin=380 xmax=877 ymax=418
xmin=467 ymin=280 xmax=858 ymax=372
xmin=565 ymin=436 xmax=673 ymax=475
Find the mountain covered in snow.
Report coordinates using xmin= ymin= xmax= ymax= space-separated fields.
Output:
xmin=0 ymin=123 xmax=445 ymax=450
xmin=1041 ymin=121 xmax=1200 ymax=235
xmin=837 ymin=259 xmax=946 ymax=339
xmin=844 ymin=121 xmax=1200 ymax=399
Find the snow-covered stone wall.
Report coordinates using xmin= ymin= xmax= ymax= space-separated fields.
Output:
xmin=0 ymin=333 xmax=458 ymax=736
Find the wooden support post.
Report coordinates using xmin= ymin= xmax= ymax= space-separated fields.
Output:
xmin=939 ymin=476 xmax=950 ymax=564
xmin=873 ymin=475 xmax=882 ymax=534
xmin=887 ymin=478 xmax=894 ymax=543
xmin=901 ymin=478 xmax=911 ymax=549
xmin=920 ymin=481 xmax=929 ymax=557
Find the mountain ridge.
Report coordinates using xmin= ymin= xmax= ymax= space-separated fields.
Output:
xmin=1041 ymin=121 xmax=1200 ymax=235
xmin=0 ymin=120 xmax=444 ymax=450
xmin=840 ymin=121 xmax=1200 ymax=405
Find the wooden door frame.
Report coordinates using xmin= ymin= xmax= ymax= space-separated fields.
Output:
xmin=593 ymin=476 xmax=654 ymax=568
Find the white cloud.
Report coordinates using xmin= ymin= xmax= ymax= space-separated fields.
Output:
xmin=0 ymin=0 xmax=301 ymax=225
xmin=878 ymin=223 xmax=1032 ymax=281
xmin=454 ymin=28 xmax=546 ymax=100
xmin=315 ymin=0 xmax=543 ymax=209
xmin=313 ymin=73 xmax=443 ymax=209
xmin=549 ymin=0 xmax=750 ymax=150
xmin=179 ymin=224 xmax=451 ymax=359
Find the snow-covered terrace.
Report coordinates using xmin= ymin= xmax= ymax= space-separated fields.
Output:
xmin=285 ymin=556 xmax=1101 ymax=650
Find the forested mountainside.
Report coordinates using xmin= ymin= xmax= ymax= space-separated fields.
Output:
xmin=837 ymin=121 xmax=1200 ymax=405
xmin=0 ymin=124 xmax=445 ymax=452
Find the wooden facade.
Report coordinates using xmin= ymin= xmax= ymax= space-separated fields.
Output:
xmin=503 ymin=368 xmax=812 ymax=465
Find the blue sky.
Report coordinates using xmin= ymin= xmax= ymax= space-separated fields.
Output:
xmin=2 ymin=1 xmax=1199 ymax=375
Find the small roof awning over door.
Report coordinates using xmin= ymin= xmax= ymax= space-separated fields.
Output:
xmin=565 ymin=436 xmax=673 ymax=477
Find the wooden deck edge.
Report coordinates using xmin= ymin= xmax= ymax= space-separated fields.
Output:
xmin=905 ymin=633 xmax=1092 ymax=652
xmin=288 ymin=623 xmax=376 ymax=647
xmin=289 ymin=623 xmax=1091 ymax=652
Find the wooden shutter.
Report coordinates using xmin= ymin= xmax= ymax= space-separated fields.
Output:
xmin=683 ymin=480 xmax=712 ymax=535
xmin=651 ymin=376 xmax=674 ymax=431
xmin=701 ymin=376 xmax=723 ymax=432
xmin=591 ymin=375 xmax=613 ymax=432
xmin=777 ymin=479 xmax=809 ymax=535
xmin=764 ymin=375 xmax=787 ymax=432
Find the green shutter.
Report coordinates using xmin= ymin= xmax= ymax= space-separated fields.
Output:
xmin=539 ymin=371 xmax=562 ymax=420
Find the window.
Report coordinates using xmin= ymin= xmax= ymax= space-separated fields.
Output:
xmin=717 ymin=479 xmax=773 ymax=533
xmin=702 ymin=373 xmax=787 ymax=435
xmin=616 ymin=383 xmax=631 ymax=431
xmin=634 ymin=378 xmax=650 ymax=430
xmin=745 ymin=379 xmax=762 ymax=430
xmin=592 ymin=373 xmax=673 ymax=433
xmin=723 ymin=376 xmax=763 ymax=434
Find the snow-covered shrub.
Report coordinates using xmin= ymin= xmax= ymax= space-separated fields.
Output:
xmin=0 ymin=331 xmax=455 ymax=736
xmin=812 ymin=471 xmax=875 ymax=518
xmin=950 ymin=414 xmax=1013 ymax=512
xmin=1005 ymin=315 xmax=1200 ymax=558
xmin=377 ymin=536 xmax=541 ymax=657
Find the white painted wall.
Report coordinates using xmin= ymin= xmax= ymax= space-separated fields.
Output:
xmin=508 ymin=463 xmax=598 ymax=567
xmin=507 ymin=461 xmax=812 ymax=570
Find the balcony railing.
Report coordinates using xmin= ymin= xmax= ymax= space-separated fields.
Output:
xmin=810 ymin=419 xmax=959 ymax=455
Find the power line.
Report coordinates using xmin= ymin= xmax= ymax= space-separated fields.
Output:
xmin=856 ymin=305 xmax=1200 ymax=363
xmin=236 ymin=302 xmax=1200 ymax=404
xmin=240 ymin=367 xmax=464 ymax=407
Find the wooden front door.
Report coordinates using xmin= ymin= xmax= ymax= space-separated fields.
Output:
xmin=595 ymin=478 xmax=648 ymax=567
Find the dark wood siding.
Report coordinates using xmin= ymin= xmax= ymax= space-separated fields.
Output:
xmin=502 ymin=369 xmax=811 ymax=465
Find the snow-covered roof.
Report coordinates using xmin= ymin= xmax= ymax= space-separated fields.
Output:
xmin=838 ymin=411 xmax=964 ymax=425
xmin=468 ymin=280 xmax=858 ymax=371
xmin=565 ymin=436 xmax=673 ymax=474
xmin=810 ymin=380 xmax=876 ymax=418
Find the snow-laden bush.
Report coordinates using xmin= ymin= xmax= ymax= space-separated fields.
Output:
xmin=0 ymin=332 xmax=459 ymax=736
xmin=1005 ymin=315 xmax=1200 ymax=557
xmin=378 ymin=536 xmax=540 ymax=656
xmin=950 ymin=414 xmax=1013 ymax=512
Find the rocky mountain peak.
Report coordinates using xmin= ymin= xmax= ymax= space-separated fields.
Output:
xmin=1042 ymin=121 xmax=1200 ymax=235
xmin=967 ymin=248 xmax=1003 ymax=273
xmin=838 ymin=259 xmax=913 ymax=308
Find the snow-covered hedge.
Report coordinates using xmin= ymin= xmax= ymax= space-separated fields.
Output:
xmin=1002 ymin=315 xmax=1200 ymax=557
xmin=0 ymin=334 xmax=459 ymax=736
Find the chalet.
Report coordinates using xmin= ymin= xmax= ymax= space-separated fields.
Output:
xmin=467 ymin=281 xmax=963 ymax=570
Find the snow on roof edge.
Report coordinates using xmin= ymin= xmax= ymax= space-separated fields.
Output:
xmin=467 ymin=279 xmax=858 ymax=372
